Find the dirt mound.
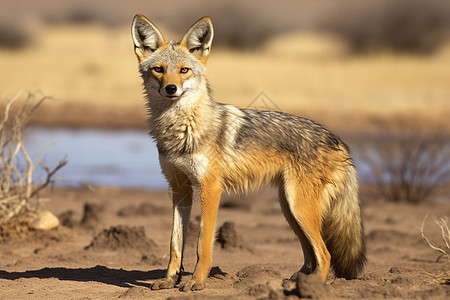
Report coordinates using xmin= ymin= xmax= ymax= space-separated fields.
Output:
xmin=58 ymin=210 xmax=77 ymax=228
xmin=242 ymin=269 xmax=330 ymax=299
xmin=59 ymin=204 xmax=104 ymax=229
xmin=248 ymin=280 xmax=285 ymax=298
xmin=85 ymin=225 xmax=157 ymax=251
xmin=248 ymin=283 xmax=273 ymax=297
xmin=80 ymin=203 xmax=104 ymax=228
xmin=295 ymin=273 xmax=330 ymax=299
xmin=216 ymin=222 xmax=244 ymax=250
xmin=235 ymin=265 xmax=281 ymax=288
xmin=206 ymin=266 xmax=239 ymax=288
xmin=119 ymin=286 xmax=153 ymax=299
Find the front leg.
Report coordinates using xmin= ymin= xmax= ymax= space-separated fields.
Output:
xmin=181 ymin=176 xmax=222 ymax=291
xmin=152 ymin=171 xmax=193 ymax=290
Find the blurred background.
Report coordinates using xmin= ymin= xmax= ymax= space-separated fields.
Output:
xmin=1 ymin=0 xmax=449 ymax=196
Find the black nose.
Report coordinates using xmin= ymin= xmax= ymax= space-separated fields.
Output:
xmin=165 ymin=84 xmax=177 ymax=95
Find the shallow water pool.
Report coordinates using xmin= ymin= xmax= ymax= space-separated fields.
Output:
xmin=24 ymin=127 xmax=166 ymax=189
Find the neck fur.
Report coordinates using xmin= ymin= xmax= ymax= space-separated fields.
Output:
xmin=146 ymin=83 xmax=216 ymax=154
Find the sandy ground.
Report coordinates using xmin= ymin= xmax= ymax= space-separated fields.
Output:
xmin=0 ymin=187 xmax=449 ymax=299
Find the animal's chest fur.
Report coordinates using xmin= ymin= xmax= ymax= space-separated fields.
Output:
xmin=150 ymin=103 xmax=213 ymax=154
xmin=150 ymin=103 xmax=222 ymax=184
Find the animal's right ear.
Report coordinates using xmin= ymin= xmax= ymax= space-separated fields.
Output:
xmin=181 ymin=17 xmax=214 ymax=64
xmin=131 ymin=14 xmax=166 ymax=62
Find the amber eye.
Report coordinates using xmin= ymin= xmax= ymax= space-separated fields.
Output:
xmin=180 ymin=67 xmax=190 ymax=74
xmin=152 ymin=66 xmax=163 ymax=73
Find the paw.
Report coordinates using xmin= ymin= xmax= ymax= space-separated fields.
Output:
xmin=180 ymin=278 xmax=205 ymax=292
xmin=151 ymin=278 xmax=176 ymax=290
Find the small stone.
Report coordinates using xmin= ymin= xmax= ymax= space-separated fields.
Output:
xmin=29 ymin=211 xmax=60 ymax=230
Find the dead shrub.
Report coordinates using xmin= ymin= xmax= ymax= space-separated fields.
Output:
xmin=355 ymin=119 xmax=450 ymax=203
xmin=0 ymin=91 xmax=66 ymax=227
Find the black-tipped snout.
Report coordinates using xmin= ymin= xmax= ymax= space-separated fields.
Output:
xmin=165 ymin=84 xmax=177 ymax=95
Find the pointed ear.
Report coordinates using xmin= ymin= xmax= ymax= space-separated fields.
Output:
xmin=181 ymin=17 xmax=214 ymax=63
xmin=131 ymin=14 xmax=166 ymax=62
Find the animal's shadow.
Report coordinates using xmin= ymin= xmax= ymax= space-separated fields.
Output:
xmin=0 ymin=266 xmax=190 ymax=289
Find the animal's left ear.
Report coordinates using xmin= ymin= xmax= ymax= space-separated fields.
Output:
xmin=181 ymin=17 xmax=214 ymax=63
xmin=131 ymin=14 xmax=166 ymax=62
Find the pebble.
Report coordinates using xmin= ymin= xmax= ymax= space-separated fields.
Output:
xmin=29 ymin=211 xmax=60 ymax=230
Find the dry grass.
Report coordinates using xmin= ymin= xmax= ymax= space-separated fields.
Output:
xmin=0 ymin=24 xmax=449 ymax=131
xmin=0 ymin=91 xmax=66 ymax=226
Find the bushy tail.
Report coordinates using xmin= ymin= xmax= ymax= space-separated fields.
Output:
xmin=322 ymin=165 xmax=366 ymax=279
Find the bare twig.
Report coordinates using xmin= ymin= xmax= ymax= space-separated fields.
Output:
xmin=0 ymin=90 xmax=21 ymax=132
xmin=435 ymin=216 xmax=450 ymax=251
xmin=30 ymin=159 xmax=67 ymax=199
xmin=421 ymin=214 xmax=450 ymax=263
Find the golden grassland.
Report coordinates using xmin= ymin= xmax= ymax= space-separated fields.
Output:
xmin=0 ymin=24 xmax=449 ymax=132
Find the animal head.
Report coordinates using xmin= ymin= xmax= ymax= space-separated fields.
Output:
xmin=131 ymin=15 xmax=214 ymax=101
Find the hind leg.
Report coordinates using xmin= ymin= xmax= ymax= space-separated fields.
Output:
xmin=278 ymin=188 xmax=316 ymax=275
xmin=279 ymin=179 xmax=331 ymax=282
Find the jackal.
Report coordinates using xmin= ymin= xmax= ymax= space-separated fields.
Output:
xmin=131 ymin=14 xmax=366 ymax=291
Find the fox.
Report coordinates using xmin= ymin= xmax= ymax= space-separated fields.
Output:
xmin=131 ymin=14 xmax=366 ymax=291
